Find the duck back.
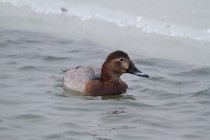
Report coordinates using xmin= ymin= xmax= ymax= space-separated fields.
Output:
xmin=64 ymin=66 xmax=101 ymax=93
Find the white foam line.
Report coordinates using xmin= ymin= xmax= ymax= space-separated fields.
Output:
xmin=1 ymin=0 xmax=210 ymax=42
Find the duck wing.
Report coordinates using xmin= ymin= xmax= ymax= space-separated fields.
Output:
xmin=64 ymin=66 xmax=101 ymax=92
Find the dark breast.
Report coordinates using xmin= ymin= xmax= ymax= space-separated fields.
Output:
xmin=85 ymin=79 xmax=128 ymax=96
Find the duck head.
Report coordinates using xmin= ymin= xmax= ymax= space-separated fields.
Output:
xmin=101 ymin=50 xmax=149 ymax=81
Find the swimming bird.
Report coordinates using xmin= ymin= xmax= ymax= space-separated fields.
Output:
xmin=64 ymin=50 xmax=149 ymax=96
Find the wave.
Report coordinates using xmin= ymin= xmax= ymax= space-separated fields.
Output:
xmin=191 ymin=67 xmax=210 ymax=75
xmin=18 ymin=65 xmax=47 ymax=71
xmin=1 ymin=0 xmax=210 ymax=42
xmin=174 ymin=66 xmax=210 ymax=76
xmin=191 ymin=87 xmax=210 ymax=97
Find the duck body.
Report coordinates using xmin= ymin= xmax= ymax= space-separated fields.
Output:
xmin=64 ymin=66 xmax=128 ymax=96
xmin=64 ymin=50 xmax=149 ymax=96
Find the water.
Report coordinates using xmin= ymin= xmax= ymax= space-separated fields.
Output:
xmin=0 ymin=0 xmax=210 ymax=140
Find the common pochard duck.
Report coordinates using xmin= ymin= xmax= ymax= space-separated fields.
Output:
xmin=64 ymin=50 xmax=149 ymax=96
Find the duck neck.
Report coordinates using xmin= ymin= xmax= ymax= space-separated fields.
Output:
xmin=100 ymin=65 xmax=112 ymax=82
xmin=100 ymin=62 xmax=121 ymax=82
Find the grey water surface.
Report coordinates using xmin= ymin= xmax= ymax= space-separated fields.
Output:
xmin=0 ymin=30 xmax=210 ymax=140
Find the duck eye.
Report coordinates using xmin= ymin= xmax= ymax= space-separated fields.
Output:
xmin=119 ymin=58 xmax=124 ymax=62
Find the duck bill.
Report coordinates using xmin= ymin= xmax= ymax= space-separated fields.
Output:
xmin=126 ymin=61 xmax=149 ymax=78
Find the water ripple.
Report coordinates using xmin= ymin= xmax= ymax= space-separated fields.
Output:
xmin=18 ymin=65 xmax=48 ymax=71
xmin=173 ymin=66 xmax=210 ymax=76
xmin=191 ymin=87 xmax=210 ymax=97
xmin=44 ymin=56 xmax=69 ymax=61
